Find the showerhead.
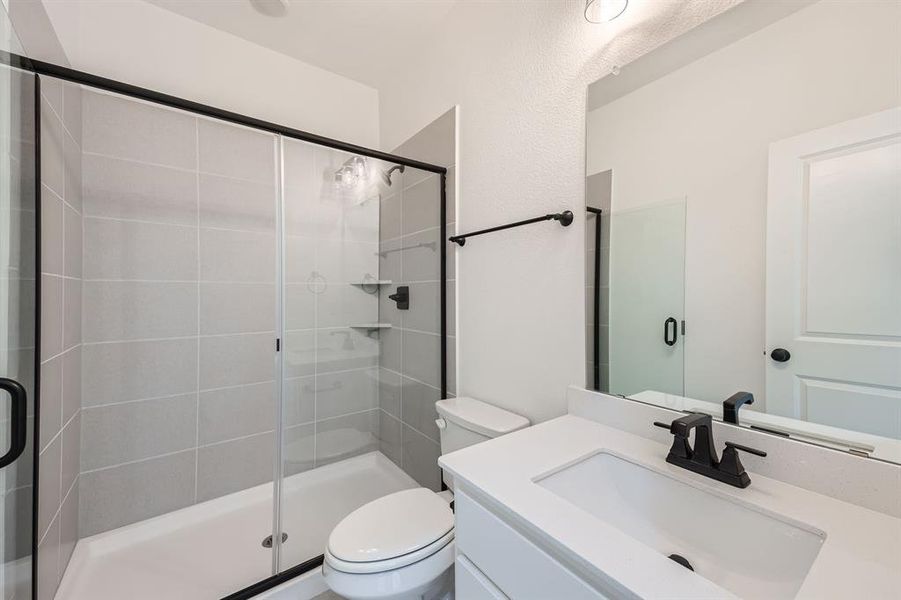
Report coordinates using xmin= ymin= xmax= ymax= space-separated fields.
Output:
xmin=380 ymin=164 xmax=405 ymax=187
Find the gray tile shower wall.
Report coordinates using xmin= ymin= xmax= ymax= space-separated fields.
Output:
xmin=37 ymin=77 xmax=83 ymax=600
xmin=78 ymin=90 xmax=279 ymax=536
xmin=77 ymin=93 xmax=391 ymax=537
xmin=377 ymin=107 xmax=457 ymax=491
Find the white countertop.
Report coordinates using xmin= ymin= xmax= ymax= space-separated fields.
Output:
xmin=439 ymin=414 xmax=901 ymax=599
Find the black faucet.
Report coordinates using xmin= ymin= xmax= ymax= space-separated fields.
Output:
xmin=654 ymin=413 xmax=766 ymax=488
xmin=723 ymin=391 xmax=754 ymax=425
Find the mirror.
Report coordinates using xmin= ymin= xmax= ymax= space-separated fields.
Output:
xmin=584 ymin=0 xmax=900 ymax=463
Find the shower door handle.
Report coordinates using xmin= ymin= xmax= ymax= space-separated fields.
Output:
xmin=0 ymin=378 xmax=27 ymax=469
xmin=664 ymin=317 xmax=678 ymax=347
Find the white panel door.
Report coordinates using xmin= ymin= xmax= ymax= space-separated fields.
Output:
xmin=766 ymin=108 xmax=901 ymax=438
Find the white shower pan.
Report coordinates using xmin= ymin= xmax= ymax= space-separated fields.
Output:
xmin=55 ymin=452 xmax=418 ymax=599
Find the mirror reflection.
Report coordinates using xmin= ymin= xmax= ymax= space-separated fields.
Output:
xmin=584 ymin=0 xmax=900 ymax=463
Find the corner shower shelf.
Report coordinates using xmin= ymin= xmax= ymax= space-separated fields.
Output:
xmin=349 ymin=323 xmax=393 ymax=330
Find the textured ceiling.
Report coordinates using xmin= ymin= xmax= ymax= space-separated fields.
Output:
xmin=143 ymin=0 xmax=460 ymax=88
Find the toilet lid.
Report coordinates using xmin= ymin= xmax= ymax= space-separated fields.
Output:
xmin=328 ymin=488 xmax=453 ymax=563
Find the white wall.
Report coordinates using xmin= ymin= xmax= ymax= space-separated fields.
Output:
xmin=40 ymin=0 xmax=379 ymax=148
xmin=4 ymin=0 xmax=68 ymax=64
xmin=586 ymin=1 xmax=901 ymax=408
xmin=378 ymin=0 xmax=738 ymax=423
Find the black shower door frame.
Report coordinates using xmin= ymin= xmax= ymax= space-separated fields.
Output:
xmin=1 ymin=50 xmax=448 ymax=600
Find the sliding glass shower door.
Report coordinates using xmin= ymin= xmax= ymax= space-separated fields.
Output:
xmin=0 ymin=14 xmax=36 ymax=599
xmin=608 ymin=199 xmax=687 ymax=398
xmin=30 ymin=70 xmax=446 ymax=598
xmin=275 ymin=140 xmax=447 ymax=573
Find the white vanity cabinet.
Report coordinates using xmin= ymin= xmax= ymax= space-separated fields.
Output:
xmin=454 ymin=488 xmax=608 ymax=600
xmin=455 ymin=555 xmax=508 ymax=600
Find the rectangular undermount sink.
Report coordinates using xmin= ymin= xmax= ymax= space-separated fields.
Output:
xmin=535 ymin=451 xmax=826 ymax=599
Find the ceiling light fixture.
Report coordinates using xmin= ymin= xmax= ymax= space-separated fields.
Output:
xmin=334 ymin=156 xmax=369 ymax=190
xmin=584 ymin=0 xmax=628 ymax=23
xmin=250 ymin=0 xmax=289 ymax=18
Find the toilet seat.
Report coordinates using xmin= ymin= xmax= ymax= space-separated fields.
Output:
xmin=325 ymin=488 xmax=455 ymax=575
xmin=325 ymin=529 xmax=454 ymax=574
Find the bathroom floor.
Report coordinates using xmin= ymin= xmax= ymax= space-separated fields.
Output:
xmin=55 ymin=452 xmax=418 ymax=600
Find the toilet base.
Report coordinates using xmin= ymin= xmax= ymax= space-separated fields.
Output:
xmin=323 ymin=540 xmax=455 ymax=600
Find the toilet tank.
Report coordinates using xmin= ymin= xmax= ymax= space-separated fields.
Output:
xmin=435 ymin=398 xmax=529 ymax=488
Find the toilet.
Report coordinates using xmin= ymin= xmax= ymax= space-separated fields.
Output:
xmin=322 ymin=397 xmax=529 ymax=599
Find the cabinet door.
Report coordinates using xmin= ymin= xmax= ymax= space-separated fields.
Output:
xmin=455 ymin=489 xmax=608 ymax=600
xmin=456 ymin=555 xmax=508 ymax=600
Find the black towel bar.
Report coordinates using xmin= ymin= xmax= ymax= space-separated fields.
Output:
xmin=449 ymin=210 xmax=573 ymax=246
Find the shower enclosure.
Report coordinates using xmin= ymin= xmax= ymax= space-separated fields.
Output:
xmin=1 ymin=46 xmax=447 ymax=600
xmin=1 ymin=14 xmax=37 ymax=600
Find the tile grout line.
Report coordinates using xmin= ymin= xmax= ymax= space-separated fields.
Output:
xmin=81 ymin=278 xmax=277 ymax=284
xmin=193 ymin=117 xmax=201 ymax=505
xmin=81 ymin=330 xmax=277 ymax=346
xmin=78 ymin=402 xmax=384 ymax=478
xmin=40 ymin=405 xmax=80 ymax=456
xmin=41 ymin=181 xmax=80 ymax=217
xmin=38 ymin=472 xmax=80 ymax=550
xmin=78 ymin=403 xmax=376 ymax=477
xmin=40 ymin=339 xmax=77 ymax=369
xmin=78 ymin=94 xmax=87 ymax=539
xmin=80 ymin=447 xmax=197 ymax=476
xmin=57 ymin=97 xmax=67 ymax=582
xmin=82 ymin=381 xmax=270 ymax=411
xmin=192 ymin=427 xmax=277 ymax=451
xmin=380 ymin=221 xmax=456 ymax=246
xmin=78 ymin=277 xmax=436 ymax=285
xmin=82 ymin=148 xmax=278 ymax=186
xmin=43 ymin=83 xmax=82 ymax=147
xmin=380 ymin=409 xmax=440 ymax=448
xmin=380 ymin=226 xmax=449 ymax=246
xmin=80 ymin=392 xmax=194 ymax=413
xmin=77 ymin=366 xmax=380 ymax=414
xmin=77 ymin=364 xmax=376 ymax=411
xmin=84 ymin=213 xmax=278 ymax=237
xmin=378 ymin=366 xmax=444 ymax=397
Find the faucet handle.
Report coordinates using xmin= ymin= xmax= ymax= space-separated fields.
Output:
xmin=652 ymin=420 xmax=692 ymax=460
xmin=724 ymin=441 xmax=767 ymax=457
xmin=719 ymin=441 xmax=767 ymax=489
